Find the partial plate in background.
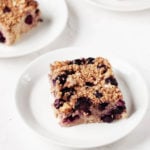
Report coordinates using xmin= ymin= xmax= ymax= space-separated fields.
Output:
xmin=0 ymin=0 xmax=68 ymax=58
xmin=15 ymin=47 xmax=149 ymax=149
xmin=84 ymin=0 xmax=150 ymax=11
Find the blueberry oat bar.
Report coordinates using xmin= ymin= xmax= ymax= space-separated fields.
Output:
xmin=49 ymin=57 xmax=127 ymax=127
xmin=0 ymin=0 xmax=42 ymax=45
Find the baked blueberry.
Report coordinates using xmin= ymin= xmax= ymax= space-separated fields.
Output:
xmin=61 ymin=87 xmax=75 ymax=100
xmin=75 ymin=97 xmax=92 ymax=112
xmin=97 ymin=64 xmax=107 ymax=74
xmin=86 ymin=57 xmax=95 ymax=64
xmin=85 ymin=82 xmax=94 ymax=87
xmin=63 ymin=115 xmax=79 ymax=123
xmin=65 ymin=70 xmax=75 ymax=75
xmin=117 ymin=100 xmax=125 ymax=107
xmin=105 ymin=76 xmax=118 ymax=86
xmin=25 ymin=15 xmax=33 ymax=25
xmin=98 ymin=102 xmax=108 ymax=111
xmin=54 ymin=99 xmax=65 ymax=109
xmin=70 ymin=58 xmax=85 ymax=65
xmin=97 ymin=64 xmax=105 ymax=68
xmin=112 ymin=100 xmax=126 ymax=114
xmin=94 ymin=90 xmax=103 ymax=98
xmin=35 ymin=9 xmax=40 ymax=14
xmin=101 ymin=114 xmax=114 ymax=123
xmin=55 ymin=74 xmax=67 ymax=85
xmin=3 ymin=6 xmax=11 ymax=13
xmin=0 ymin=32 xmax=6 ymax=43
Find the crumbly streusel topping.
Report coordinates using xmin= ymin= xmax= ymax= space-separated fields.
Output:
xmin=50 ymin=57 xmax=124 ymax=114
xmin=0 ymin=0 xmax=38 ymax=30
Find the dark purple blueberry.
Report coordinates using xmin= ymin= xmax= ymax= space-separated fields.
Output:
xmin=86 ymin=57 xmax=95 ymax=64
xmin=38 ymin=18 xmax=43 ymax=22
xmin=85 ymin=82 xmax=94 ymax=87
xmin=105 ymin=76 xmax=118 ymax=86
xmin=98 ymin=102 xmax=109 ymax=111
xmin=112 ymin=106 xmax=125 ymax=114
xmin=52 ymin=79 xmax=56 ymax=86
xmin=35 ymin=9 xmax=40 ymax=14
xmin=97 ymin=64 xmax=104 ymax=68
xmin=97 ymin=64 xmax=107 ymax=74
xmin=64 ymin=70 xmax=75 ymax=75
xmin=116 ymin=100 xmax=125 ymax=107
xmin=75 ymin=97 xmax=92 ymax=112
xmin=3 ymin=6 xmax=11 ymax=13
xmin=54 ymin=99 xmax=65 ymax=109
xmin=61 ymin=87 xmax=75 ymax=100
xmin=0 ymin=32 xmax=6 ymax=43
xmin=112 ymin=100 xmax=126 ymax=114
xmin=55 ymin=74 xmax=67 ymax=85
xmin=71 ymin=58 xmax=85 ymax=65
xmin=101 ymin=114 xmax=114 ymax=123
xmin=63 ymin=115 xmax=80 ymax=123
xmin=94 ymin=90 xmax=103 ymax=98
xmin=25 ymin=15 xmax=33 ymax=25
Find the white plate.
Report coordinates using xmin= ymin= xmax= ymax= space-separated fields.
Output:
xmin=15 ymin=47 xmax=149 ymax=149
xmin=84 ymin=0 xmax=150 ymax=11
xmin=0 ymin=0 xmax=68 ymax=58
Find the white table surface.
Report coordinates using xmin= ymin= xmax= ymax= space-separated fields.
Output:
xmin=0 ymin=0 xmax=150 ymax=150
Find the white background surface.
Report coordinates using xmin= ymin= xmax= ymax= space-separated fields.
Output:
xmin=0 ymin=0 xmax=150 ymax=150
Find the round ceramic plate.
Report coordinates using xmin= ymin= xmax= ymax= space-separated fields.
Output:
xmin=0 ymin=0 xmax=68 ymax=58
xmin=15 ymin=47 xmax=148 ymax=149
xmin=84 ymin=0 xmax=150 ymax=11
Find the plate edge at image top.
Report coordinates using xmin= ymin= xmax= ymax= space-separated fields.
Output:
xmin=83 ymin=0 xmax=150 ymax=11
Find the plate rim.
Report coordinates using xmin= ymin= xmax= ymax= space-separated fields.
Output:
xmin=15 ymin=47 xmax=149 ymax=149
xmin=84 ymin=0 xmax=150 ymax=12
xmin=0 ymin=0 xmax=68 ymax=58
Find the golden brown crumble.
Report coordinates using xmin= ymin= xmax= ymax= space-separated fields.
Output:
xmin=0 ymin=0 xmax=38 ymax=30
xmin=50 ymin=57 xmax=124 ymax=115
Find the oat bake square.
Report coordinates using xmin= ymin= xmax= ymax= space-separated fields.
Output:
xmin=0 ymin=0 xmax=42 ymax=45
xmin=49 ymin=57 xmax=127 ymax=127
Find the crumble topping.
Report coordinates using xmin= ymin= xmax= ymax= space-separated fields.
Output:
xmin=0 ymin=0 xmax=38 ymax=30
xmin=49 ymin=56 xmax=127 ymax=126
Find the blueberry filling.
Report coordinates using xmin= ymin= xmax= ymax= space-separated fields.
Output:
xmin=55 ymin=74 xmax=67 ymax=85
xmin=3 ymin=6 xmax=11 ymax=13
xmin=98 ymin=102 xmax=109 ymax=111
xmin=35 ymin=9 xmax=40 ymax=14
xmin=54 ymin=70 xmax=75 ymax=85
xmin=112 ymin=106 xmax=125 ymax=114
xmin=86 ymin=57 xmax=95 ymax=64
xmin=64 ymin=70 xmax=75 ymax=75
xmin=75 ymin=97 xmax=92 ymax=113
xmin=52 ymin=79 xmax=56 ymax=86
xmin=97 ymin=64 xmax=107 ymax=74
xmin=112 ymin=100 xmax=126 ymax=114
xmin=105 ymin=76 xmax=118 ymax=86
xmin=97 ymin=64 xmax=106 ymax=69
xmin=54 ymin=99 xmax=65 ymax=109
xmin=85 ymin=82 xmax=94 ymax=87
xmin=101 ymin=114 xmax=114 ymax=123
xmin=94 ymin=90 xmax=103 ymax=98
xmin=69 ymin=58 xmax=85 ymax=65
xmin=63 ymin=115 xmax=80 ymax=123
xmin=38 ymin=18 xmax=43 ymax=22
xmin=61 ymin=87 xmax=75 ymax=100
xmin=0 ymin=32 xmax=6 ymax=43
xmin=25 ymin=15 xmax=33 ymax=25
xmin=117 ymin=100 xmax=125 ymax=107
